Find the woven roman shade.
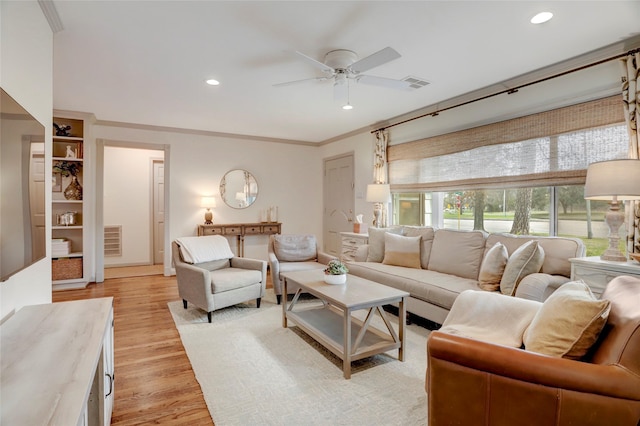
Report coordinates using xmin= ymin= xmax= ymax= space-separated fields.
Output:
xmin=388 ymin=96 xmax=627 ymax=191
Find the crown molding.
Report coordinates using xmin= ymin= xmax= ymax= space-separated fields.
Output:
xmin=38 ymin=0 xmax=63 ymax=33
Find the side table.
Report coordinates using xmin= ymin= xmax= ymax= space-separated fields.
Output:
xmin=570 ymin=256 xmax=640 ymax=298
xmin=340 ymin=232 xmax=369 ymax=262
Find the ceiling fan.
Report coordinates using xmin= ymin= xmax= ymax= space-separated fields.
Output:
xmin=274 ymin=47 xmax=415 ymax=105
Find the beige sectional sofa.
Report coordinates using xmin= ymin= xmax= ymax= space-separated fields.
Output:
xmin=346 ymin=226 xmax=586 ymax=325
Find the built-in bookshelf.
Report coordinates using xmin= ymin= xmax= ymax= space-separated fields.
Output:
xmin=51 ymin=114 xmax=88 ymax=289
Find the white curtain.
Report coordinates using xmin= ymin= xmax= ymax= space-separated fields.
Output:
xmin=621 ymin=52 xmax=640 ymax=255
xmin=373 ymin=130 xmax=388 ymax=184
xmin=373 ymin=130 xmax=389 ymax=226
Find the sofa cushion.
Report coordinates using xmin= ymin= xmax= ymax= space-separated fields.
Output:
xmin=346 ymin=262 xmax=479 ymax=311
xmin=440 ymin=290 xmax=542 ymax=348
xmin=486 ymin=233 xmax=584 ymax=277
xmin=382 ymin=233 xmax=422 ymax=269
xmin=277 ymin=260 xmax=325 ymax=278
xmin=478 ymin=242 xmax=508 ymax=291
xmin=210 ymin=268 xmax=262 ymax=293
xmin=273 ymin=234 xmax=317 ymax=262
xmin=500 ymin=240 xmax=545 ymax=296
xmin=403 ymin=226 xmax=436 ymax=269
xmin=523 ymin=280 xmax=611 ymax=359
xmin=366 ymin=226 xmax=404 ymax=262
xmin=428 ymin=229 xmax=486 ymax=280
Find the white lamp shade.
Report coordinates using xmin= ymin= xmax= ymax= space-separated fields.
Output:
xmin=366 ymin=184 xmax=391 ymax=203
xmin=584 ymin=159 xmax=640 ymax=201
xmin=201 ymin=196 xmax=216 ymax=208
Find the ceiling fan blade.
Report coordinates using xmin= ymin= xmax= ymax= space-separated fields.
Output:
xmin=357 ymin=75 xmax=412 ymax=90
xmin=273 ymin=76 xmax=330 ymax=87
xmin=350 ymin=47 xmax=401 ymax=73
xmin=293 ymin=51 xmax=335 ymax=74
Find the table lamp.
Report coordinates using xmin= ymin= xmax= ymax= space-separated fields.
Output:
xmin=584 ymin=159 xmax=640 ymax=261
xmin=366 ymin=183 xmax=391 ymax=227
xmin=201 ymin=196 xmax=216 ymax=224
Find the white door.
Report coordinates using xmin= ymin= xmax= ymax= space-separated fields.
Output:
xmin=152 ymin=160 xmax=164 ymax=264
xmin=323 ymin=154 xmax=354 ymax=256
xmin=30 ymin=151 xmax=46 ymax=261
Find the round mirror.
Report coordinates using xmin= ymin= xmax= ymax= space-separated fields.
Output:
xmin=220 ymin=169 xmax=258 ymax=209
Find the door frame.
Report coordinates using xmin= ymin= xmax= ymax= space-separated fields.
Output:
xmin=95 ymin=139 xmax=171 ymax=283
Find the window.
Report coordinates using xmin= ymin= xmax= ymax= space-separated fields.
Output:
xmin=392 ymin=186 xmax=621 ymax=256
xmin=387 ymin=96 xmax=629 ymax=257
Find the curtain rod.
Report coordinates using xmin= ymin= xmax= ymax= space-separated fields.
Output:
xmin=372 ymin=47 xmax=640 ymax=134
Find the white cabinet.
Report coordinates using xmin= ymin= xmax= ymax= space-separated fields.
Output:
xmin=0 ymin=298 xmax=114 ymax=425
xmin=570 ymin=256 xmax=640 ymax=297
xmin=340 ymin=232 xmax=369 ymax=262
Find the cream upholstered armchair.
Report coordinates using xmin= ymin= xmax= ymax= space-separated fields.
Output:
xmin=172 ymin=235 xmax=267 ymax=322
xmin=268 ymin=234 xmax=334 ymax=304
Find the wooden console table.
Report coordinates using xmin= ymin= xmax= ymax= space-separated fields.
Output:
xmin=198 ymin=222 xmax=281 ymax=256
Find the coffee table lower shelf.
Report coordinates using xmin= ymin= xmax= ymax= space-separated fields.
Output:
xmin=286 ymin=304 xmax=401 ymax=378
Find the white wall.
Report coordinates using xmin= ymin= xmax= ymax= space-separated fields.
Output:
xmin=93 ymin=125 xmax=323 ymax=264
xmin=0 ymin=1 xmax=53 ymax=321
xmin=103 ymin=146 xmax=161 ymax=266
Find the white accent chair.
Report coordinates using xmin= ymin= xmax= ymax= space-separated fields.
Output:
xmin=268 ymin=234 xmax=335 ymax=304
xmin=172 ymin=236 xmax=267 ymax=323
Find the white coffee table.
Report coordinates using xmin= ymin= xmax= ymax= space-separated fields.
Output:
xmin=281 ymin=269 xmax=409 ymax=379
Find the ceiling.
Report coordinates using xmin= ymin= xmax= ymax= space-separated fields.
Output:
xmin=50 ymin=1 xmax=640 ymax=144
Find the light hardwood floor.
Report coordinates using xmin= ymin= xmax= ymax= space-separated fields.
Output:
xmin=53 ymin=275 xmax=214 ymax=425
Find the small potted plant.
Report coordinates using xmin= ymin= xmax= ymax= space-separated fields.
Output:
xmin=324 ymin=259 xmax=349 ymax=285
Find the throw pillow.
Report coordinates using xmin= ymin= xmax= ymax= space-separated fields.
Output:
xmin=403 ymin=226 xmax=436 ymax=269
xmin=366 ymin=226 xmax=404 ymax=263
xmin=427 ymin=229 xmax=486 ymax=280
xmin=478 ymin=242 xmax=508 ymax=291
xmin=523 ymin=280 xmax=610 ymax=360
xmin=273 ymin=235 xmax=317 ymax=262
xmin=500 ymin=240 xmax=544 ymax=296
xmin=382 ymin=233 xmax=422 ymax=269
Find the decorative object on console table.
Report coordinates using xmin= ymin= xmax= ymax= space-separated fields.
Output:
xmin=201 ymin=196 xmax=216 ymax=224
xmin=366 ymin=183 xmax=390 ymax=227
xmin=584 ymin=159 xmax=640 ymax=261
xmin=570 ymin=256 xmax=640 ymax=298
xmin=323 ymin=259 xmax=349 ymax=285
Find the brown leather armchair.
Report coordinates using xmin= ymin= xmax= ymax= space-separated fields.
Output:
xmin=426 ymin=275 xmax=640 ymax=426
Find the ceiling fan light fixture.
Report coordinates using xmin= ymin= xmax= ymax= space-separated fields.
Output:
xmin=342 ymin=104 xmax=353 ymax=110
xmin=206 ymin=78 xmax=220 ymax=86
xmin=530 ymin=11 xmax=553 ymax=24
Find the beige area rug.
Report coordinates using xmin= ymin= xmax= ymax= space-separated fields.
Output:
xmin=168 ymin=290 xmax=430 ymax=425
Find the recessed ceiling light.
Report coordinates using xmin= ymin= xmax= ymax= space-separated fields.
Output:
xmin=530 ymin=12 xmax=553 ymax=24
xmin=206 ymin=79 xmax=220 ymax=86
xmin=342 ymin=104 xmax=353 ymax=110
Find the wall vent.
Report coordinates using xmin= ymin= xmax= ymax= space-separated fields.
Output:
xmin=104 ymin=226 xmax=122 ymax=257
xmin=402 ymin=76 xmax=430 ymax=89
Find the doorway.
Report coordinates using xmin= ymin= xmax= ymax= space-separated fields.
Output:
xmin=96 ymin=140 xmax=170 ymax=282
xmin=323 ymin=153 xmax=355 ymax=256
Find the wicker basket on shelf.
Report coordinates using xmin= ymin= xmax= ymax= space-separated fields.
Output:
xmin=52 ymin=257 xmax=82 ymax=280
